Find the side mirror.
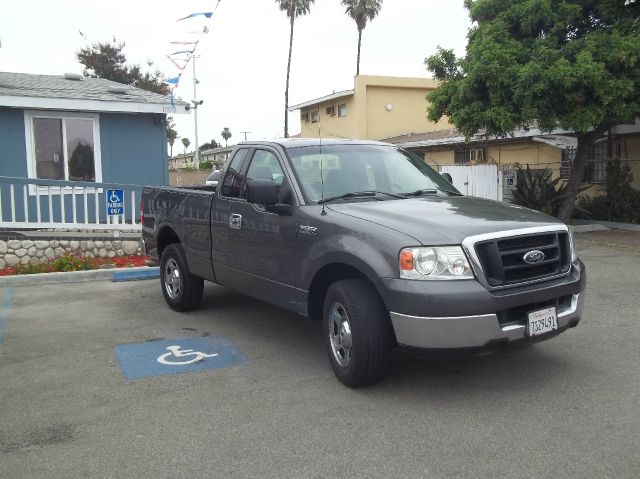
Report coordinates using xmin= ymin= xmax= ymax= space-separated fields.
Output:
xmin=441 ymin=172 xmax=453 ymax=183
xmin=246 ymin=179 xmax=278 ymax=204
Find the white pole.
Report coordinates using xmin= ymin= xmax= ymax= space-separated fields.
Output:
xmin=193 ymin=56 xmax=200 ymax=171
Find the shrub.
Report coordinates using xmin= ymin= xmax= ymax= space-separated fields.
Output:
xmin=511 ymin=165 xmax=588 ymax=217
xmin=199 ymin=160 xmax=213 ymax=170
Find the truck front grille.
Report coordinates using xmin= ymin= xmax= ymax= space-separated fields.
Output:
xmin=474 ymin=232 xmax=571 ymax=287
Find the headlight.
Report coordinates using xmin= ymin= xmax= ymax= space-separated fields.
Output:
xmin=399 ymin=246 xmax=474 ymax=280
xmin=568 ymin=229 xmax=577 ymax=262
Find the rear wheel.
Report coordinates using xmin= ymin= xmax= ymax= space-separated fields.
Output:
xmin=160 ymin=243 xmax=204 ymax=312
xmin=323 ymin=279 xmax=390 ymax=387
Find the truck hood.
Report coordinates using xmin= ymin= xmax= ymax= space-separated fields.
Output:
xmin=327 ymin=196 xmax=563 ymax=245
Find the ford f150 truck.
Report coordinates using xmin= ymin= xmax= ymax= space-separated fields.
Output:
xmin=142 ymin=139 xmax=585 ymax=387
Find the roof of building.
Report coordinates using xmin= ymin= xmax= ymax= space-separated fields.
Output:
xmin=288 ymin=90 xmax=354 ymax=112
xmin=385 ymin=126 xmax=576 ymax=149
xmin=0 ymin=72 xmax=188 ymax=114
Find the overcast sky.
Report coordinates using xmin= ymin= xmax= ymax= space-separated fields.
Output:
xmin=0 ymin=0 xmax=471 ymax=149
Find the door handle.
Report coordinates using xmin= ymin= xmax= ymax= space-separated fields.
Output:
xmin=229 ymin=213 xmax=242 ymax=230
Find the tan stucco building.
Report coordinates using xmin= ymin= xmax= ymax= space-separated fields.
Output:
xmin=289 ymin=75 xmax=450 ymax=140
xmin=386 ymin=123 xmax=640 ymax=191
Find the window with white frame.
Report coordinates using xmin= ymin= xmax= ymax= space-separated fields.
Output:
xmin=25 ymin=111 xmax=101 ymax=183
xmin=337 ymin=103 xmax=347 ymax=117
xmin=310 ymin=110 xmax=319 ymax=123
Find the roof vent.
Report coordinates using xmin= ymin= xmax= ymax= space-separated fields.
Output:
xmin=108 ymin=85 xmax=130 ymax=94
xmin=64 ymin=73 xmax=83 ymax=81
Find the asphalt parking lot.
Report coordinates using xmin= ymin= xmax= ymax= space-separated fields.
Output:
xmin=1 ymin=232 xmax=639 ymax=478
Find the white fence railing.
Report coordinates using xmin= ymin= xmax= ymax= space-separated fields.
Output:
xmin=0 ymin=176 xmax=144 ymax=231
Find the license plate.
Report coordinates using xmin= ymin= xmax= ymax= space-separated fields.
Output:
xmin=527 ymin=307 xmax=558 ymax=337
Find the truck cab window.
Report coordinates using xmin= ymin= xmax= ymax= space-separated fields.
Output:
xmin=221 ymin=148 xmax=250 ymax=198
xmin=242 ymin=150 xmax=286 ymax=200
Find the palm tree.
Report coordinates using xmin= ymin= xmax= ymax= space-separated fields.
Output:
xmin=341 ymin=0 xmax=383 ymax=76
xmin=181 ymin=137 xmax=190 ymax=155
xmin=275 ymin=0 xmax=315 ymax=138
xmin=221 ymin=127 xmax=232 ymax=146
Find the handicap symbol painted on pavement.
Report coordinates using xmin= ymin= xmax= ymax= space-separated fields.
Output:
xmin=114 ymin=337 xmax=247 ymax=380
xmin=156 ymin=345 xmax=219 ymax=365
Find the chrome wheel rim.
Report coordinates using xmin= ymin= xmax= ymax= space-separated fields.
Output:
xmin=329 ymin=302 xmax=352 ymax=368
xmin=164 ymin=258 xmax=181 ymax=300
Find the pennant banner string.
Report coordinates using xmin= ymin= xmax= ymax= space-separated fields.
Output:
xmin=177 ymin=11 xmax=213 ymax=22
xmin=165 ymin=1 xmax=221 ymax=92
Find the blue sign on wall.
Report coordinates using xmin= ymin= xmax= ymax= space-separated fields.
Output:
xmin=106 ymin=189 xmax=124 ymax=216
xmin=114 ymin=336 xmax=247 ymax=380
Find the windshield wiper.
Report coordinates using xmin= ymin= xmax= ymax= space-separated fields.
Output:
xmin=402 ymin=189 xmax=438 ymax=197
xmin=318 ymin=190 xmax=406 ymax=204
xmin=402 ymin=187 xmax=462 ymax=197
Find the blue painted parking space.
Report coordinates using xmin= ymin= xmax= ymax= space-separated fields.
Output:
xmin=114 ymin=336 xmax=247 ymax=380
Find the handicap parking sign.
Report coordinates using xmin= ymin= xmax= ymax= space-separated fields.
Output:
xmin=114 ymin=336 xmax=247 ymax=380
xmin=106 ymin=189 xmax=124 ymax=216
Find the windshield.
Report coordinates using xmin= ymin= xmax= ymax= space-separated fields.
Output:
xmin=286 ymin=144 xmax=460 ymax=203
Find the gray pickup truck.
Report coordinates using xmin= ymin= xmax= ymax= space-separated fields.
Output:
xmin=142 ymin=139 xmax=585 ymax=387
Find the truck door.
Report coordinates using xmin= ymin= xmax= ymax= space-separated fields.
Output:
xmin=211 ymin=147 xmax=251 ymax=285
xmin=224 ymin=147 xmax=301 ymax=311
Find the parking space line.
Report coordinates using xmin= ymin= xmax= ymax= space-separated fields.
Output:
xmin=0 ymin=287 xmax=15 ymax=344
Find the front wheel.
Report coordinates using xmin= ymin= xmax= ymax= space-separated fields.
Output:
xmin=160 ymin=243 xmax=204 ymax=312
xmin=323 ymin=279 xmax=390 ymax=387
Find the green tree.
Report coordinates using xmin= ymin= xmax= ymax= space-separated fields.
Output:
xmin=167 ymin=117 xmax=178 ymax=157
xmin=76 ymin=38 xmax=168 ymax=95
xmin=425 ymin=0 xmax=640 ymax=223
xmin=221 ymin=127 xmax=232 ymax=146
xmin=341 ymin=0 xmax=383 ymax=76
xmin=275 ymin=0 xmax=315 ymax=138
xmin=199 ymin=139 xmax=222 ymax=151
xmin=181 ymin=137 xmax=191 ymax=155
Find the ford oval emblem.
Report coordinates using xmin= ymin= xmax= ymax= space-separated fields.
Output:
xmin=523 ymin=250 xmax=545 ymax=264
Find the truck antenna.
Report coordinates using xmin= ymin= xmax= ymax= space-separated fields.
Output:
xmin=319 ymin=123 xmax=326 ymax=215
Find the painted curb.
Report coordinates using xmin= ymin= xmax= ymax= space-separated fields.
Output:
xmin=112 ymin=267 xmax=160 ymax=282
xmin=0 ymin=266 xmax=157 ymax=287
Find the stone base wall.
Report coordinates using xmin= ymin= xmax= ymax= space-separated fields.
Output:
xmin=0 ymin=238 xmax=142 ymax=269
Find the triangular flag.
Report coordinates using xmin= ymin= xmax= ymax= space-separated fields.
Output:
xmin=177 ymin=12 xmax=213 ymax=22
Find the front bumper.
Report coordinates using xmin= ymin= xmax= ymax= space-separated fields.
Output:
xmin=390 ymin=292 xmax=583 ymax=349
xmin=382 ymin=260 xmax=586 ymax=350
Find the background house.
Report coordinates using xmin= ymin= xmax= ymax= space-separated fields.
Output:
xmin=289 ymin=75 xmax=449 ymax=140
xmin=168 ymin=145 xmax=233 ymax=171
xmin=0 ymin=72 xmax=189 ymax=187
xmin=0 ymin=71 xmax=188 ymax=228
xmin=385 ymin=123 xmax=640 ymax=197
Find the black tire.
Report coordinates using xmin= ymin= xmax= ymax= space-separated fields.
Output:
xmin=160 ymin=243 xmax=204 ymax=312
xmin=323 ymin=279 xmax=390 ymax=387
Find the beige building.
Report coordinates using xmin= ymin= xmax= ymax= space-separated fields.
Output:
xmin=385 ymin=123 xmax=640 ymax=191
xmin=289 ymin=75 xmax=450 ymax=140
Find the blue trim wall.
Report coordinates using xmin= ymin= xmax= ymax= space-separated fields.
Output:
xmin=0 ymin=107 xmax=28 ymax=177
xmin=0 ymin=108 xmax=168 ymax=185
xmin=99 ymin=112 xmax=168 ymax=186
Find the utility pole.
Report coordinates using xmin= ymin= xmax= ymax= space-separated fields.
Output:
xmin=240 ymin=131 xmax=251 ymax=142
xmin=192 ymin=55 xmax=200 ymax=170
